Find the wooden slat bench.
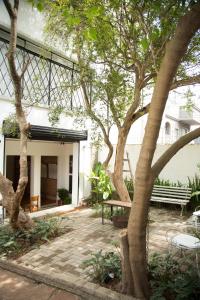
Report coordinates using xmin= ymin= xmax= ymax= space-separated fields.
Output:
xmin=102 ymin=200 xmax=132 ymax=224
xmin=151 ymin=185 xmax=192 ymax=216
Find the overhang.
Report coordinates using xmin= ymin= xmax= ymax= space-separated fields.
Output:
xmin=4 ymin=124 xmax=87 ymax=143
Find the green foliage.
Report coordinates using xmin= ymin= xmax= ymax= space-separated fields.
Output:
xmin=82 ymin=250 xmax=121 ymax=284
xmin=57 ymin=188 xmax=71 ymax=204
xmin=29 ymin=0 xmax=200 ymax=150
xmin=0 ymin=217 xmax=63 ymax=258
xmin=91 ymin=203 xmax=126 ymax=219
xmin=188 ymin=174 xmax=200 ymax=208
xmin=91 ymin=203 xmax=111 ymax=219
xmin=148 ymin=253 xmax=200 ymax=300
xmin=48 ymin=106 xmax=64 ymax=126
xmin=89 ymin=162 xmax=113 ymax=202
xmin=154 ymin=177 xmax=183 ymax=187
xmin=2 ymin=115 xmax=20 ymax=138
xmin=124 ymin=178 xmax=134 ymax=199
xmin=82 ymin=250 xmax=200 ymax=297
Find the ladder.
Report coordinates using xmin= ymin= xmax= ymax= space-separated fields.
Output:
xmin=123 ymin=151 xmax=133 ymax=178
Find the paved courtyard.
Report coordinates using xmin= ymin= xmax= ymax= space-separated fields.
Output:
xmin=12 ymin=206 xmax=190 ymax=280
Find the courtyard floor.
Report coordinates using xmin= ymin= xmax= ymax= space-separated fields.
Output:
xmin=12 ymin=206 xmax=190 ymax=280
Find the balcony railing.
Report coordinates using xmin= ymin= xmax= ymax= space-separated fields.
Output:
xmin=0 ymin=27 xmax=86 ymax=109
xmin=179 ymin=107 xmax=200 ymax=125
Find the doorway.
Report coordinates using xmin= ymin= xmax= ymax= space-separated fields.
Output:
xmin=41 ymin=156 xmax=57 ymax=207
xmin=6 ymin=155 xmax=31 ymax=210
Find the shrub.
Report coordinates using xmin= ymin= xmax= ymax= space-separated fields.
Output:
xmin=57 ymin=188 xmax=71 ymax=204
xmin=154 ymin=177 xmax=183 ymax=187
xmin=0 ymin=217 xmax=63 ymax=258
xmin=148 ymin=253 xmax=200 ymax=300
xmin=89 ymin=162 xmax=113 ymax=203
xmin=124 ymin=178 xmax=134 ymax=199
xmin=188 ymin=174 xmax=200 ymax=208
xmin=82 ymin=250 xmax=121 ymax=284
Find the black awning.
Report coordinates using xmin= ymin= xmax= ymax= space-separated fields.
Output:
xmin=4 ymin=124 xmax=87 ymax=142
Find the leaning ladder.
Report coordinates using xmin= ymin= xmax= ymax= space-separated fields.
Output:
xmin=123 ymin=151 xmax=133 ymax=178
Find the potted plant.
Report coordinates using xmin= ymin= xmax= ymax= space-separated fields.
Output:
xmin=57 ymin=188 xmax=71 ymax=205
xmin=112 ymin=209 xmax=130 ymax=228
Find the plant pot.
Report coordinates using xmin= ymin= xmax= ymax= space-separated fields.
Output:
xmin=57 ymin=199 xmax=63 ymax=206
xmin=112 ymin=215 xmax=129 ymax=228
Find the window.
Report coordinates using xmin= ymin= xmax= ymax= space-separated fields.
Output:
xmin=175 ymin=128 xmax=179 ymax=139
xmin=165 ymin=122 xmax=171 ymax=135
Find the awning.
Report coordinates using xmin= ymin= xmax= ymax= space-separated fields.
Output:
xmin=4 ymin=124 xmax=87 ymax=142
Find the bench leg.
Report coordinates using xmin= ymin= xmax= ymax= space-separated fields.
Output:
xmin=110 ymin=205 xmax=113 ymax=221
xmin=102 ymin=204 xmax=104 ymax=225
xmin=180 ymin=205 xmax=184 ymax=217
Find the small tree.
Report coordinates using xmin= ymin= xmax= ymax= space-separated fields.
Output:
xmin=0 ymin=0 xmax=33 ymax=229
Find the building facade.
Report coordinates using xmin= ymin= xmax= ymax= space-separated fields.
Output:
xmin=0 ymin=1 xmax=92 ymax=210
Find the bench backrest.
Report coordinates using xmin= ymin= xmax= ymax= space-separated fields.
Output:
xmin=152 ymin=185 xmax=192 ymax=201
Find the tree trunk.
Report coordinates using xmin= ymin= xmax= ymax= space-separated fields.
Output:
xmin=124 ymin=5 xmax=200 ymax=299
xmin=0 ymin=173 xmax=33 ymax=229
xmin=112 ymin=127 xmax=131 ymax=202
xmin=120 ymin=229 xmax=134 ymax=295
xmin=2 ymin=0 xmax=33 ymax=229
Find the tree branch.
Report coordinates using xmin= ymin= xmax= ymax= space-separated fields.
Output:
xmin=123 ymin=77 xmax=142 ymax=126
xmin=130 ymin=103 xmax=150 ymax=123
xmin=20 ymin=58 xmax=30 ymax=79
xmin=3 ymin=0 xmax=14 ymax=18
xmin=170 ymin=74 xmax=200 ymax=90
xmin=152 ymin=126 xmax=200 ymax=178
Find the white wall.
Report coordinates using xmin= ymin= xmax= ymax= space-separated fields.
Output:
xmin=98 ymin=144 xmax=200 ymax=184
xmin=5 ymin=139 xmax=74 ymax=203
xmin=4 ymin=138 xmax=91 ymax=205
xmin=0 ymin=0 xmax=45 ymax=44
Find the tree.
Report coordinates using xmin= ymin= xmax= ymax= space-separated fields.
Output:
xmin=31 ymin=1 xmax=200 ymax=298
xmin=0 ymin=0 xmax=33 ymax=229
xmin=32 ymin=0 xmax=200 ymax=206
xmin=126 ymin=4 xmax=200 ymax=298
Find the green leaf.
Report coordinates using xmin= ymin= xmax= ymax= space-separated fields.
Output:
xmin=66 ymin=16 xmax=81 ymax=26
xmin=4 ymin=240 xmax=15 ymax=247
xmin=140 ymin=38 xmax=149 ymax=51
xmin=37 ymin=2 xmax=44 ymax=12
xmin=85 ymin=6 xmax=102 ymax=19
xmin=85 ymin=28 xmax=97 ymax=41
xmin=103 ymin=191 xmax=109 ymax=200
xmin=191 ymin=190 xmax=200 ymax=197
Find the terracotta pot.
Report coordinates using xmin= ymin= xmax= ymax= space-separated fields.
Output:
xmin=112 ymin=215 xmax=129 ymax=228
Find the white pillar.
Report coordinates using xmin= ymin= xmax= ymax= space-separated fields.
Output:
xmin=30 ymin=155 xmax=41 ymax=207
xmin=0 ymin=134 xmax=5 ymax=174
xmin=57 ymin=155 xmax=68 ymax=195
xmin=72 ymin=143 xmax=79 ymax=206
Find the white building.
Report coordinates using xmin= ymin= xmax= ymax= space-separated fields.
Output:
xmin=0 ymin=1 xmax=92 ymax=210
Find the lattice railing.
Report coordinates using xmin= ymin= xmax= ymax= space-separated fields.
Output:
xmin=0 ymin=36 xmax=85 ymax=109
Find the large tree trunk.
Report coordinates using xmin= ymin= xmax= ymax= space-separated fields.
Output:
xmin=112 ymin=127 xmax=131 ymax=202
xmin=0 ymin=173 xmax=33 ymax=229
xmin=123 ymin=5 xmax=200 ymax=299
xmin=2 ymin=0 xmax=33 ymax=229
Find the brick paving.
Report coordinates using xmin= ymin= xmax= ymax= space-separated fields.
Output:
xmin=13 ymin=207 xmax=189 ymax=281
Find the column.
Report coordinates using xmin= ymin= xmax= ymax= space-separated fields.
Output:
xmin=0 ymin=134 xmax=5 ymax=174
xmin=30 ymin=155 xmax=41 ymax=207
xmin=72 ymin=142 xmax=79 ymax=206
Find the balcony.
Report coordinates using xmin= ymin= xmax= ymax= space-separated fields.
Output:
xmin=0 ymin=26 xmax=87 ymax=110
xmin=179 ymin=107 xmax=200 ymax=125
